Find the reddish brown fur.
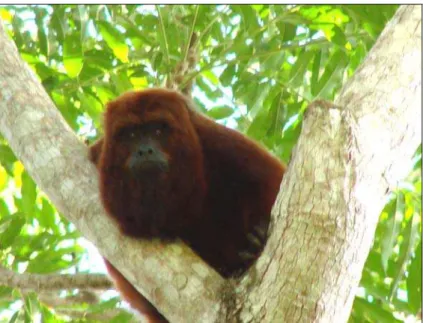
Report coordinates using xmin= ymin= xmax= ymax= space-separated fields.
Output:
xmin=104 ymin=260 xmax=167 ymax=322
xmin=89 ymin=89 xmax=286 ymax=322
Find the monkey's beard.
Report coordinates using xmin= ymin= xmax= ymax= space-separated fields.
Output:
xmin=99 ymin=166 xmax=202 ymax=240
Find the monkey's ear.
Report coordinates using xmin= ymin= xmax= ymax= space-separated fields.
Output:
xmin=88 ymin=138 xmax=104 ymax=167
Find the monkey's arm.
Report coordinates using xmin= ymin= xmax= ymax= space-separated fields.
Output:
xmin=190 ymin=113 xmax=286 ymax=273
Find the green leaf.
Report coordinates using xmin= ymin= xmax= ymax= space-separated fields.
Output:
xmin=151 ymin=52 xmax=164 ymax=71
xmin=220 ymin=65 xmax=236 ymax=87
xmin=39 ymin=304 xmax=57 ymax=323
xmin=21 ymin=171 xmax=36 ymax=218
xmin=313 ymin=50 xmax=347 ymax=98
xmin=388 ymin=211 xmax=419 ymax=299
xmin=110 ymin=72 xmax=133 ymax=95
xmin=360 ymin=270 xmax=388 ymax=295
xmin=9 ymin=310 xmax=20 ymax=323
xmin=19 ymin=53 xmax=41 ymax=65
xmin=78 ymin=91 xmax=103 ymax=126
xmin=0 ymin=286 xmax=13 ymax=299
xmin=203 ymin=70 xmax=219 ymax=86
xmin=109 ymin=312 xmax=134 ymax=323
xmin=279 ymin=12 xmax=309 ymax=26
xmin=331 ymin=25 xmax=348 ymax=48
xmin=249 ymin=83 xmax=272 ymax=118
xmin=364 ymin=250 xmax=396 ymax=277
xmin=311 ymin=50 xmax=322 ymax=96
xmin=83 ymin=48 xmax=115 ymax=71
xmin=261 ymin=50 xmax=285 ymax=74
xmin=235 ymin=5 xmax=259 ymax=32
xmin=51 ymin=94 xmax=80 ymax=131
xmin=407 ymin=241 xmax=422 ymax=314
xmin=77 ymin=5 xmax=90 ymax=43
xmin=0 ymin=213 xmax=26 ymax=249
xmin=349 ymin=43 xmax=367 ymax=74
xmin=27 ymin=232 xmax=59 ymax=252
xmin=89 ymin=297 xmax=120 ymax=313
xmin=277 ymin=22 xmax=297 ymax=42
xmin=0 ymin=144 xmax=17 ymax=175
xmin=38 ymin=198 xmax=56 ymax=230
xmin=22 ymin=293 xmax=33 ymax=320
xmin=352 ymin=297 xmax=402 ymax=323
xmin=0 ymin=198 xmax=10 ymax=217
xmin=51 ymin=6 xmax=65 ymax=44
xmin=381 ymin=193 xmax=403 ymax=272
xmin=279 ymin=118 xmax=302 ymax=162
xmin=97 ymin=21 xmax=129 ymax=63
xmin=26 ymin=248 xmax=80 ymax=273
xmin=229 ymin=31 xmax=253 ymax=58
xmin=288 ymin=50 xmax=314 ymax=88
xmin=156 ymin=6 xmax=171 ymax=65
xmin=63 ymin=33 xmax=83 ymax=78
xmin=0 ymin=165 xmax=7 ymax=192
xmin=207 ymin=106 xmax=234 ymax=120
xmin=196 ymin=76 xmax=215 ymax=99
xmin=266 ymin=91 xmax=285 ymax=137
xmin=35 ymin=11 xmax=48 ymax=57
xmin=11 ymin=16 xmax=25 ymax=49
xmin=95 ymin=86 xmax=118 ymax=105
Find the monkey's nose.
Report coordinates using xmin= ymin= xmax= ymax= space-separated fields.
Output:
xmin=138 ymin=144 xmax=156 ymax=157
xmin=128 ymin=143 xmax=169 ymax=172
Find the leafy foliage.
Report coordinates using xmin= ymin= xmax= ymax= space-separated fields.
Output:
xmin=0 ymin=4 xmax=420 ymax=323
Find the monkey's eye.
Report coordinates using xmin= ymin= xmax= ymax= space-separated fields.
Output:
xmin=116 ymin=127 xmax=138 ymax=141
xmin=152 ymin=122 xmax=169 ymax=137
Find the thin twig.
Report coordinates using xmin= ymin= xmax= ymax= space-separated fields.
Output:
xmin=156 ymin=5 xmax=170 ymax=66
xmin=0 ymin=266 xmax=113 ymax=291
xmin=183 ymin=5 xmax=199 ymax=62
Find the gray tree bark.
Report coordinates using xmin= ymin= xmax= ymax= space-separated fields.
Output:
xmin=236 ymin=5 xmax=421 ymax=322
xmin=0 ymin=5 xmax=420 ymax=323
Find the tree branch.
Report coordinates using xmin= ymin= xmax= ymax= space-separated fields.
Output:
xmin=2 ymin=291 xmax=101 ymax=306
xmin=39 ymin=291 xmax=101 ymax=306
xmin=0 ymin=266 xmax=113 ymax=291
xmin=54 ymin=308 xmax=130 ymax=321
xmin=236 ymin=5 xmax=421 ymax=322
xmin=166 ymin=31 xmax=199 ymax=95
xmin=0 ymin=19 xmax=225 ymax=323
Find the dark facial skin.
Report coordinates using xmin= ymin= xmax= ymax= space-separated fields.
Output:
xmin=118 ymin=122 xmax=171 ymax=175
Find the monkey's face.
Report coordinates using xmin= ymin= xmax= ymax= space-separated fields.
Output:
xmin=115 ymin=121 xmax=171 ymax=175
xmin=98 ymin=90 xmax=206 ymax=238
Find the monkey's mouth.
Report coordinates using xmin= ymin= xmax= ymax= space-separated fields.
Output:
xmin=126 ymin=157 xmax=169 ymax=174
xmin=125 ymin=145 xmax=170 ymax=174
xmin=139 ymin=160 xmax=169 ymax=172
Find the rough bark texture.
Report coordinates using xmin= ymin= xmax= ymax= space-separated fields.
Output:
xmin=234 ymin=5 xmax=421 ymax=323
xmin=0 ymin=5 xmax=420 ymax=323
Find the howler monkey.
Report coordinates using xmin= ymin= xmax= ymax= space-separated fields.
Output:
xmin=89 ymin=88 xmax=286 ymax=322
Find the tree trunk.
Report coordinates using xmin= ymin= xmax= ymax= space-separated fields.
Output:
xmin=0 ymin=5 xmax=420 ymax=323
xmin=234 ymin=5 xmax=421 ymax=322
